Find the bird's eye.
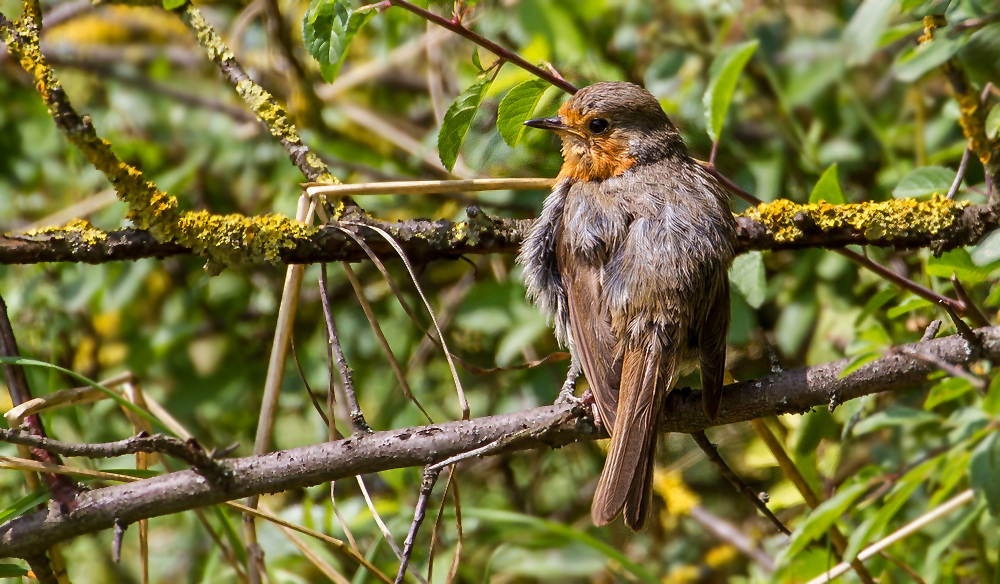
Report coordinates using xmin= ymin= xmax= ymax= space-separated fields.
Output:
xmin=588 ymin=118 xmax=610 ymax=134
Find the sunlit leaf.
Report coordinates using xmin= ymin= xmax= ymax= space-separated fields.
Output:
xmin=852 ymin=406 xmax=940 ymax=436
xmin=497 ymin=78 xmax=550 ymax=147
xmin=302 ymin=0 xmax=376 ymax=83
xmin=729 ymin=251 xmax=766 ymax=309
xmin=893 ymin=33 xmax=969 ymax=82
xmin=703 ymin=40 xmax=759 ymax=142
xmin=438 ymin=73 xmax=495 ymax=171
xmin=0 ymin=488 xmax=48 ymax=523
xmin=855 ymin=288 xmax=896 ymax=325
xmin=892 ymin=166 xmax=954 ymax=199
xmin=986 ymin=103 xmax=1000 ymax=141
xmin=924 ymin=377 xmax=975 ymax=410
xmin=886 ymin=294 xmax=933 ymax=318
xmin=809 ymin=163 xmax=845 ymax=204
xmin=776 ymin=482 xmax=868 ymax=565
xmin=927 ymin=248 xmax=992 ymax=285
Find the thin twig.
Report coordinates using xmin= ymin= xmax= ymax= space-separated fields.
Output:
xmin=947 ymin=147 xmax=971 ymax=199
xmin=951 ymin=275 xmax=990 ymax=328
xmin=749 ymin=419 xmax=877 ymax=584
xmin=690 ymin=431 xmax=790 ymax=535
xmin=396 ymin=467 xmax=441 ymax=584
xmin=386 ymin=0 xmax=577 ymax=94
xmin=890 ymin=347 xmax=986 ymax=392
xmin=689 ymin=505 xmax=774 ymax=572
xmin=804 ymin=489 xmax=975 ymax=584
xmin=304 ymin=178 xmax=553 ymax=197
xmin=320 ymin=264 xmax=370 ymax=433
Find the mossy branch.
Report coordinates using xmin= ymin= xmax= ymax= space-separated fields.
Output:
xmin=3 ymin=196 xmax=994 ymax=266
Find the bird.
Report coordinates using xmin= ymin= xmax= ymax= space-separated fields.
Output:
xmin=518 ymin=81 xmax=737 ymax=530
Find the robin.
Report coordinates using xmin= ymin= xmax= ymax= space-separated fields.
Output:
xmin=518 ymin=82 xmax=736 ymax=530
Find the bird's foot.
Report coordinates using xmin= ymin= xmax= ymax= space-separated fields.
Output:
xmin=579 ymin=388 xmax=603 ymax=431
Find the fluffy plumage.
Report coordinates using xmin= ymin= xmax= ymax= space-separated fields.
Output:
xmin=518 ymin=82 xmax=737 ymax=530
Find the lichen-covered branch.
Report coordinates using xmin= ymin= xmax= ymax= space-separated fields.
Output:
xmin=0 ymin=325 xmax=997 ymax=560
xmin=3 ymin=196 xmax=995 ymax=266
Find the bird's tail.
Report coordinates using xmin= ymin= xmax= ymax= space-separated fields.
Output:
xmin=591 ymin=345 xmax=676 ymax=530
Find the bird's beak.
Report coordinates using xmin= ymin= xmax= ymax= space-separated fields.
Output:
xmin=524 ymin=116 xmax=568 ymax=132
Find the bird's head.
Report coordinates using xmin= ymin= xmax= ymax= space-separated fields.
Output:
xmin=525 ymin=82 xmax=684 ymax=182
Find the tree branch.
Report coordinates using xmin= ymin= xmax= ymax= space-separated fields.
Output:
xmin=1 ymin=326 xmax=996 ymax=560
xmin=3 ymin=195 xmax=995 ymax=266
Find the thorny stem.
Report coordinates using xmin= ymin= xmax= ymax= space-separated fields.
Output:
xmin=320 ymin=264 xmax=370 ymax=434
xmin=387 ymin=0 xmax=578 ymax=95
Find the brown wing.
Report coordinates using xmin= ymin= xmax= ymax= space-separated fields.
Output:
xmin=592 ymin=345 xmax=676 ymax=529
xmin=558 ymin=251 xmax=620 ymax=430
xmin=699 ymin=279 xmax=731 ymax=420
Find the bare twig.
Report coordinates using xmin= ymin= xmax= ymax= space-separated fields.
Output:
xmin=2 ymin=327 xmax=999 ymax=559
xmin=689 ymin=505 xmax=774 ymax=572
xmin=320 ymin=263 xmax=370 ymax=433
xmin=804 ymin=490 xmax=976 ymax=584
xmin=951 ymin=275 xmax=990 ymax=328
xmin=386 ymin=0 xmax=577 ymax=94
xmin=304 ymin=178 xmax=552 ymax=197
xmin=947 ymin=147 xmax=971 ymax=199
xmin=396 ymin=467 xmax=441 ymax=584
xmin=690 ymin=431 xmax=790 ymax=535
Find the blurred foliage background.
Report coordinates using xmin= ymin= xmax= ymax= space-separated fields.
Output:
xmin=1 ymin=0 xmax=1000 ymax=582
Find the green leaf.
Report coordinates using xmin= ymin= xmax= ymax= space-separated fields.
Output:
xmin=855 ymin=288 xmax=896 ymax=325
xmin=924 ymin=377 xmax=975 ymax=410
xmin=212 ymin=505 xmax=248 ymax=567
xmin=0 ymin=564 xmax=30 ymax=577
xmin=886 ymin=294 xmax=932 ymax=319
xmin=893 ymin=33 xmax=968 ymax=82
xmin=302 ymin=0 xmax=375 ymax=83
xmin=923 ymin=498 xmax=986 ymax=583
xmin=0 ymin=357 xmax=160 ymax=429
xmin=497 ymin=78 xmax=550 ymax=148
xmin=970 ymin=432 xmax=1000 ymax=515
xmin=839 ymin=351 xmax=881 ymax=378
xmin=162 ymin=0 xmax=186 ymax=10
xmin=844 ymin=0 xmax=898 ymax=66
xmin=844 ymin=457 xmax=938 ymax=562
xmin=703 ymin=40 xmax=759 ymax=143
xmin=892 ymin=166 xmax=954 ymax=199
xmin=986 ymin=103 xmax=1000 ymax=141
xmin=852 ymin=406 xmax=940 ymax=436
xmin=472 ymin=48 xmax=484 ymax=72
xmin=776 ymin=482 xmax=869 ymax=565
xmin=0 ymin=488 xmax=48 ymax=523
xmin=809 ymin=163 xmax=846 ymax=204
xmin=927 ymin=248 xmax=992 ymax=285
xmin=984 ymin=372 xmax=1000 ymax=415
xmin=438 ymin=73 xmax=495 ymax=172
xmin=464 ymin=508 xmax=659 ymax=584
xmin=729 ymin=251 xmax=766 ymax=309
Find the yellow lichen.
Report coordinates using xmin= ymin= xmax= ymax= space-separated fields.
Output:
xmin=742 ymin=195 xmax=969 ymax=244
xmin=27 ymin=219 xmax=109 ymax=245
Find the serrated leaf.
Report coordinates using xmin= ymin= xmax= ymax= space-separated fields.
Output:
xmin=703 ymin=40 xmax=759 ymax=143
xmin=927 ymin=248 xmax=992 ymax=285
xmin=892 ymin=166 xmax=955 ymax=199
xmin=844 ymin=0 xmax=897 ymax=66
xmin=776 ymin=482 xmax=868 ymax=565
xmin=986 ymin=103 xmax=1000 ymax=141
xmin=970 ymin=432 xmax=1000 ymax=515
xmin=809 ymin=163 xmax=846 ymax=204
xmin=729 ymin=251 xmax=766 ymax=309
xmin=497 ymin=78 xmax=549 ymax=148
xmin=924 ymin=376 xmax=975 ymax=410
xmin=302 ymin=0 xmax=375 ymax=83
xmin=886 ymin=294 xmax=932 ymax=319
xmin=438 ymin=74 xmax=495 ymax=172
xmin=893 ymin=33 xmax=968 ymax=82
xmin=852 ymin=406 xmax=940 ymax=436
